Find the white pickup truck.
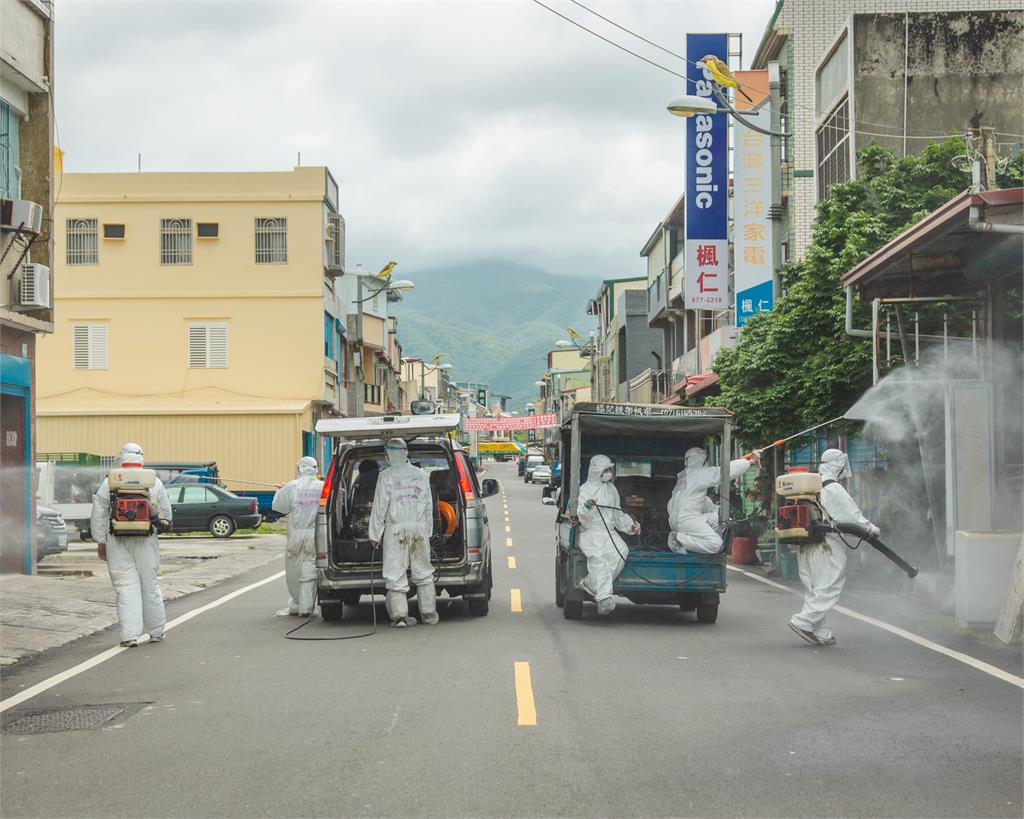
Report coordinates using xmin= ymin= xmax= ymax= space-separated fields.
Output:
xmin=35 ymin=460 xmax=106 ymax=540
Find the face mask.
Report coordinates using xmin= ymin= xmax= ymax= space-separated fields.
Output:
xmin=386 ymin=447 xmax=405 ymax=466
xmin=600 ymin=470 xmax=613 ymax=483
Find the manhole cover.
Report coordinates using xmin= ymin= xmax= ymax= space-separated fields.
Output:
xmin=3 ymin=704 xmax=126 ymax=735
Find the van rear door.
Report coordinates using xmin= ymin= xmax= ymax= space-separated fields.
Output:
xmin=315 ymin=414 xmax=461 ymax=440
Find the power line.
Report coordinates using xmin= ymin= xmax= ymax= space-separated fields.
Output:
xmin=568 ymin=0 xmax=685 ymax=62
xmin=530 ymin=0 xmax=686 ymax=81
xmin=530 ymin=0 xmax=1009 ymax=144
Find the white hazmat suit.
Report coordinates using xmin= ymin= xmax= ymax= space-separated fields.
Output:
xmin=668 ymin=447 xmax=756 ymax=554
xmin=272 ymin=456 xmax=324 ymax=617
xmin=369 ymin=439 xmax=438 ymax=627
xmin=576 ymin=454 xmax=639 ymax=615
xmin=789 ymin=449 xmax=879 ymax=646
xmin=91 ymin=448 xmax=172 ymax=646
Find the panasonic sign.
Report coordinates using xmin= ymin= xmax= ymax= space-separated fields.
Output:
xmin=684 ymin=33 xmax=729 ymax=312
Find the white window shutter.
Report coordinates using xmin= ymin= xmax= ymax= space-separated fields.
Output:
xmin=73 ymin=324 xmax=108 ymax=370
xmin=188 ymin=326 xmax=207 ymax=368
xmin=208 ymin=326 xmax=228 ymax=368
xmin=73 ymin=325 xmax=90 ymax=369
xmin=188 ymin=324 xmax=228 ymax=368
xmin=89 ymin=325 xmax=108 ymax=369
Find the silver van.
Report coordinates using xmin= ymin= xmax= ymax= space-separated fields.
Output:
xmin=313 ymin=413 xmax=498 ymax=621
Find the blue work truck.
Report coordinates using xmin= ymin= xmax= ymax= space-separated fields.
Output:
xmin=552 ymin=403 xmax=735 ymax=623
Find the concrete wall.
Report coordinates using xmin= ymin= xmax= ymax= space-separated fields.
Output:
xmin=753 ymin=0 xmax=1016 ymax=259
xmin=617 ymin=289 xmax=663 ymax=393
xmin=2 ymin=1 xmax=49 ymax=87
xmin=853 ymin=11 xmax=1024 ymax=157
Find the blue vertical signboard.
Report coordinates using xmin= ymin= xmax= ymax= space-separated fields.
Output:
xmin=685 ymin=33 xmax=730 ymax=312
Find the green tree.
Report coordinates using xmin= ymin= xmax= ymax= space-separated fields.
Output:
xmin=709 ymin=137 xmax=983 ymax=447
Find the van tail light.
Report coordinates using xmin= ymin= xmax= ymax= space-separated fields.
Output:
xmin=454 ymin=454 xmax=477 ymax=508
xmin=320 ymin=456 xmax=336 ymax=509
xmin=316 ymin=552 xmax=328 ymax=568
xmin=467 ymin=547 xmax=482 ymax=562
xmin=249 ymin=499 xmax=258 ymax=513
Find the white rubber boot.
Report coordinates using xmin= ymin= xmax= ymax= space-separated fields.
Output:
xmin=417 ymin=583 xmax=439 ymax=625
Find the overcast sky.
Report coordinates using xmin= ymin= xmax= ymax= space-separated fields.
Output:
xmin=56 ymin=0 xmax=774 ymax=279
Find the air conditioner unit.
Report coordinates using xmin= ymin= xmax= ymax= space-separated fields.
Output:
xmin=1 ymin=199 xmax=44 ymax=236
xmin=15 ymin=263 xmax=51 ymax=311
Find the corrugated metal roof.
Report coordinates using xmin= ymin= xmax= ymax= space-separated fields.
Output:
xmin=842 ymin=188 xmax=1024 ymax=293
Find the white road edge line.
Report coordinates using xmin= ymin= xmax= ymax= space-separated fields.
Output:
xmin=0 ymin=570 xmax=286 ymax=714
xmin=727 ymin=565 xmax=1024 ymax=689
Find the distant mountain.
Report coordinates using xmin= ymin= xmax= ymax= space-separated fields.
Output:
xmin=391 ymin=260 xmax=595 ymax=408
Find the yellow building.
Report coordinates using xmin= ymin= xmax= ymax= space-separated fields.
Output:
xmin=37 ymin=167 xmax=347 ymax=489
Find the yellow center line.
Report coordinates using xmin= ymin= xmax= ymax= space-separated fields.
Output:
xmin=506 ymin=537 xmax=514 ymax=548
xmin=505 ymin=525 xmax=511 ymax=533
xmin=510 ymin=588 xmax=522 ymax=612
xmin=507 ymin=555 xmax=517 ymax=569
xmin=514 ymin=661 xmax=537 ymax=726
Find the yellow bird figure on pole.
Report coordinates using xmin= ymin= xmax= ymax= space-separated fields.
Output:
xmin=699 ymin=55 xmax=753 ymax=102
xmin=430 ymin=354 xmax=443 ymax=366
xmin=566 ymin=327 xmax=581 ymax=342
xmin=376 ymin=260 xmax=397 ymax=280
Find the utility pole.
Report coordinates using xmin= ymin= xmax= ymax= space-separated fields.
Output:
xmin=971 ymin=126 xmax=998 ymax=192
xmin=354 ymin=273 xmax=365 ymax=417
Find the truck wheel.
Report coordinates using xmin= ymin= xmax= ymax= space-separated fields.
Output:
xmin=563 ymin=599 xmax=583 ymax=620
xmin=209 ymin=515 xmax=235 ymax=538
xmin=696 ymin=603 xmax=719 ymax=624
xmin=320 ymin=601 xmax=343 ymax=622
xmin=467 ymin=597 xmax=489 ymax=616
xmin=554 ymin=556 xmax=565 ymax=607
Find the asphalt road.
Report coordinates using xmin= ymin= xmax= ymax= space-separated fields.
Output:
xmin=1 ymin=462 xmax=1021 ymax=818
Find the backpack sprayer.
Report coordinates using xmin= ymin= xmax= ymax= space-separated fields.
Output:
xmin=775 ymin=471 xmax=918 ymax=578
xmin=107 ymin=468 xmax=168 ymax=537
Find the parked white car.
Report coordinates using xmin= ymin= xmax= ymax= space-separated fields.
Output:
xmin=531 ymin=464 xmax=552 ymax=485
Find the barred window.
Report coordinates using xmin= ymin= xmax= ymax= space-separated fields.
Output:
xmin=816 ymin=97 xmax=850 ymax=200
xmin=160 ymin=219 xmax=192 ymax=264
xmin=66 ymin=218 xmax=99 ymax=265
xmin=255 ymin=217 xmax=287 ymax=264
xmin=188 ymin=324 xmax=228 ymax=368
xmin=72 ymin=323 xmax=108 ymax=369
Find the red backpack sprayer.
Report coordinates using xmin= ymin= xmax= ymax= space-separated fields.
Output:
xmin=745 ymin=417 xmax=918 ymax=578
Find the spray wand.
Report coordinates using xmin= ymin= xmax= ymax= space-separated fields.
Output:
xmin=742 ymin=415 xmax=848 ymax=459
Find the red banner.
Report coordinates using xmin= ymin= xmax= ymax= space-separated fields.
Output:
xmin=464 ymin=413 xmax=557 ymax=432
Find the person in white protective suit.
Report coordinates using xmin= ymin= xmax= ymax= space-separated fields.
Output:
xmin=91 ymin=445 xmax=172 ymax=647
xmin=788 ymin=448 xmax=879 ymax=646
xmin=369 ymin=438 xmax=438 ymax=627
xmin=667 ymin=447 xmax=762 ymax=554
xmin=576 ymin=454 xmax=640 ymax=616
xmin=272 ymin=456 xmax=324 ymax=617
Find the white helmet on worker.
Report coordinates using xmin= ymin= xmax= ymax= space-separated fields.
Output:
xmin=819 ymin=448 xmax=852 ymax=481
xmin=120 ymin=442 xmax=144 ymax=468
xmin=684 ymin=447 xmax=708 ymax=468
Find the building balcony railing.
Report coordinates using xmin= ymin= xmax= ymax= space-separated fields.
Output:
xmin=624 ymin=368 xmax=691 ymax=405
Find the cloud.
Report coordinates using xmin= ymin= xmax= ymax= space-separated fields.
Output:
xmin=55 ymin=0 xmax=775 ymax=277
